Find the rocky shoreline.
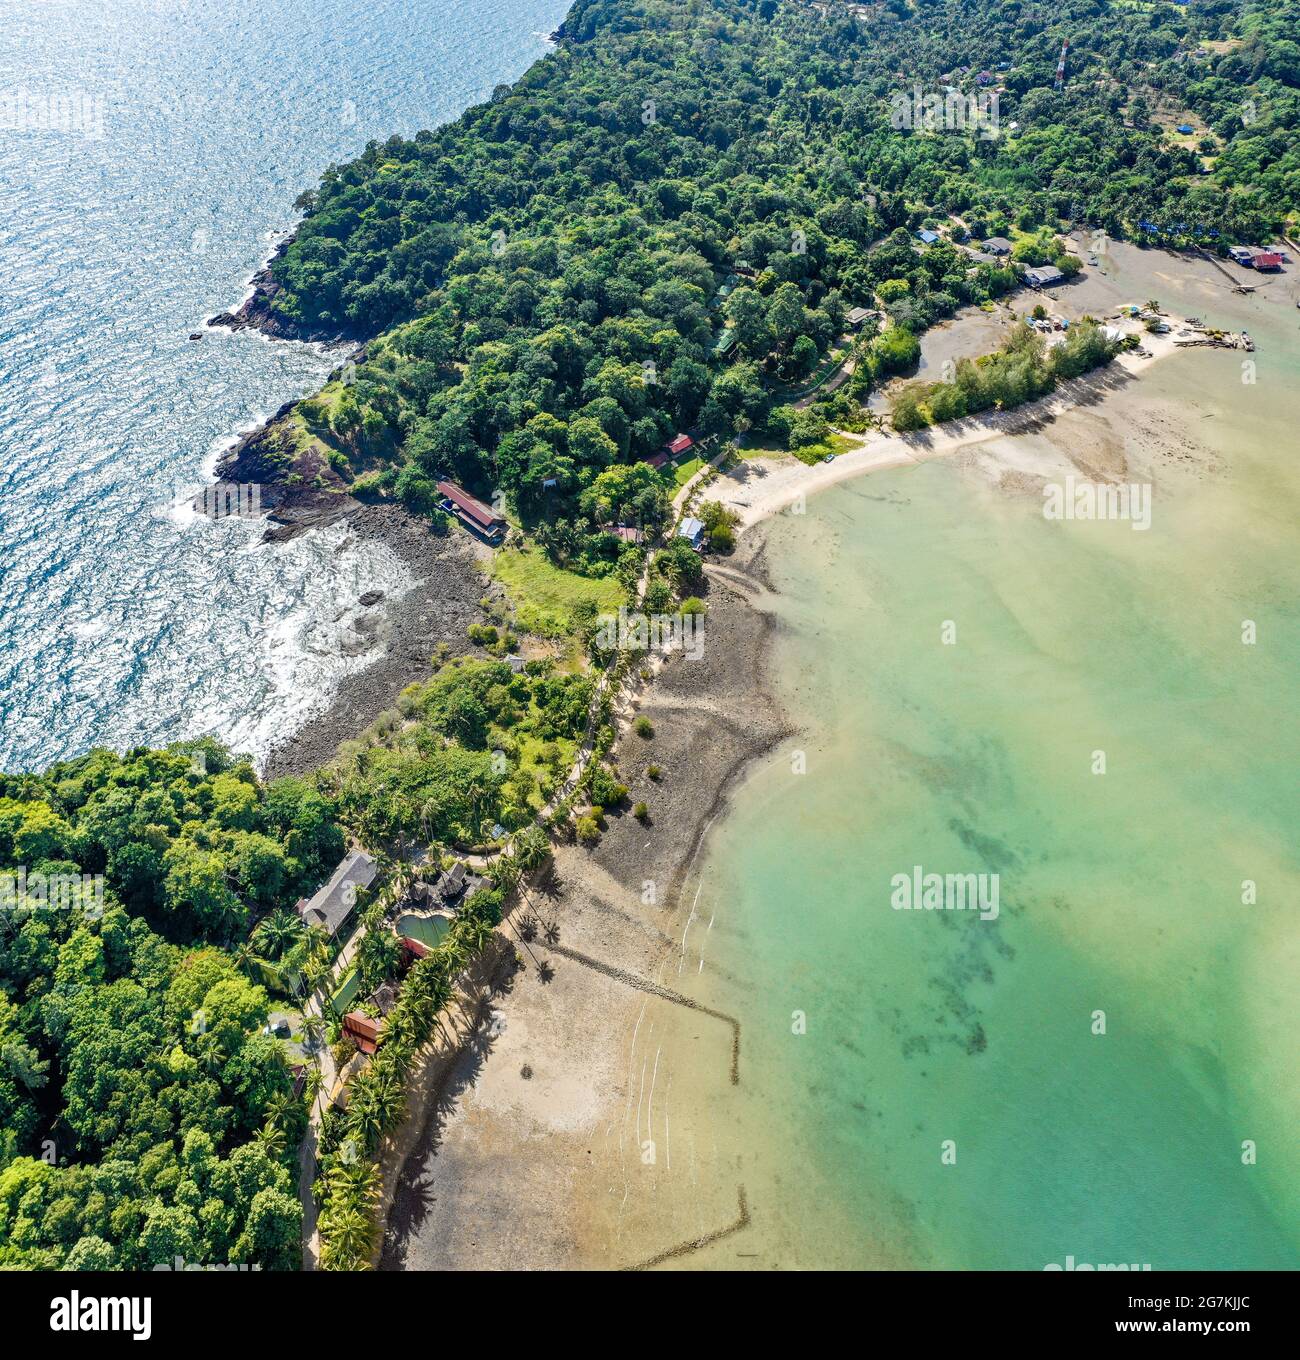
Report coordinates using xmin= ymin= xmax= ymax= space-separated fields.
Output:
xmin=206 ymin=230 xmax=363 ymax=346
xmin=261 ymin=499 xmax=490 ymax=779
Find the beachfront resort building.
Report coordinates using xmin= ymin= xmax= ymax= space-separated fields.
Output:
xmin=342 ymin=1011 xmax=383 ymax=1057
xmin=436 ymin=480 xmax=507 ymax=543
xmin=295 ymin=848 xmax=378 ymax=938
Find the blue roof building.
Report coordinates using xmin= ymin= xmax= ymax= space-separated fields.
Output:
xmin=678 ymin=517 xmax=705 ymax=549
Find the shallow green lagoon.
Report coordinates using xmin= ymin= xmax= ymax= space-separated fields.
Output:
xmin=682 ymin=298 xmax=1300 ymax=1269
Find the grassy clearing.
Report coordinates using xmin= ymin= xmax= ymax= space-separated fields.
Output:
xmin=670 ymin=455 xmax=704 ymax=487
xmin=791 ymin=432 xmax=856 ymax=466
xmin=489 ymin=546 xmax=628 ymax=639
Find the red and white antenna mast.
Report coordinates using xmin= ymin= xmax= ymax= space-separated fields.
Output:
xmin=1054 ymin=38 xmax=1069 ymax=91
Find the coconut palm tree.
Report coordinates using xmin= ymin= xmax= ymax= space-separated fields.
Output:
xmin=326 ymin=1158 xmax=381 ymax=1205
xmin=253 ymin=1122 xmax=286 ymax=1158
xmin=462 ymin=916 xmax=495 ymax=954
xmin=229 ymin=939 xmax=256 ymax=977
xmin=513 ymin=824 xmax=552 ymax=870
xmin=319 ymin=1206 xmax=376 ymax=1271
xmin=265 ymin=1090 xmax=296 ymax=1130
xmin=357 ymin=928 xmax=401 ymax=990
xmin=253 ymin=908 xmax=304 ymax=960
xmin=492 ymin=854 xmax=522 ymax=893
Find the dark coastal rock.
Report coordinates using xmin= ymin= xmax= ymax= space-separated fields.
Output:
xmin=207 ymin=230 xmax=363 ymax=346
xmin=262 ymin=507 xmax=490 ymax=780
xmin=358 ymin=590 xmax=385 ymax=607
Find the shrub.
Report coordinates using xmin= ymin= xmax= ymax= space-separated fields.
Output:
xmin=589 ymin=765 xmax=628 ymax=806
xmin=646 ymin=764 xmax=661 ymax=780
xmin=633 ymin=802 xmax=649 ymax=822
xmin=634 ymin=716 xmax=654 ymax=739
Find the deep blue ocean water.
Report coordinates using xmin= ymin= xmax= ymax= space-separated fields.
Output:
xmin=0 ymin=0 xmax=567 ymax=771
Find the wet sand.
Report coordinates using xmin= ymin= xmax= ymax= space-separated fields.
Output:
xmin=379 ymin=539 xmax=793 ymax=1269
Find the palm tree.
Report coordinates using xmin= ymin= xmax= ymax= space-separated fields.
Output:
xmin=514 ymin=824 xmax=552 ymax=870
xmin=346 ymin=1089 xmax=385 ymax=1152
xmin=253 ymin=909 xmax=303 ymax=960
xmin=253 ymin=1122 xmax=286 ymax=1158
xmin=492 ymin=854 xmax=521 ymax=893
xmin=264 ymin=1090 xmax=296 ymax=1130
xmin=327 ymin=1158 xmax=380 ymax=1205
xmin=319 ymin=1207 xmax=376 ymax=1271
xmin=357 ymin=928 xmax=401 ymax=990
xmin=462 ymin=917 xmax=495 ymax=954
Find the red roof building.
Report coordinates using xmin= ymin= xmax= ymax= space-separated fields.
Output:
xmin=643 ymin=450 xmax=670 ymax=470
xmin=1251 ymin=251 xmax=1284 ymax=270
xmin=342 ymin=1011 xmax=383 ymax=1057
xmin=667 ymin=433 xmax=694 ymax=456
xmin=436 ymin=481 xmax=507 ymax=542
xmin=399 ymin=936 xmax=429 ymax=973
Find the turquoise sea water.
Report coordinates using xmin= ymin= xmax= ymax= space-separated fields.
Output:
xmin=661 ymin=285 xmax=1300 ymax=1269
xmin=0 ymin=0 xmax=567 ymax=771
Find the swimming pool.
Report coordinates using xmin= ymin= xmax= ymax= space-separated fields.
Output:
xmin=395 ymin=913 xmax=451 ymax=949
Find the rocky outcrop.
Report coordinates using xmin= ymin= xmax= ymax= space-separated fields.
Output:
xmin=207 ymin=232 xmax=361 ymax=345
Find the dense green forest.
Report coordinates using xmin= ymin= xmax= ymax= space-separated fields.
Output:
xmin=253 ymin=0 xmax=1297 ymax=573
xmin=0 ymin=742 xmax=334 ymax=1268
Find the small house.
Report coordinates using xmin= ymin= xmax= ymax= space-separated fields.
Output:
xmin=678 ymin=517 xmax=705 ymax=550
xmin=667 ymin=433 xmax=694 ymax=457
xmin=1023 ymin=265 xmax=1065 ymax=289
xmin=436 ymin=480 xmax=507 ymax=544
xmin=712 ymin=328 xmax=737 ymax=358
xmin=1176 ymin=123 xmax=1194 ymax=134
xmin=982 ymin=237 xmax=1012 ymax=256
xmin=1251 ymin=250 xmax=1284 ymax=271
xmin=1228 ymin=245 xmax=1255 ymax=266
xmin=342 ymin=1011 xmax=383 ymax=1057
xmin=845 ymin=306 xmax=875 ymax=328
xmin=917 ymin=229 xmax=941 ymax=245
xmin=295 ymin=848 xmax=378 ymax=938
xmin=445 ymin=861 xmax=467 ymax=895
